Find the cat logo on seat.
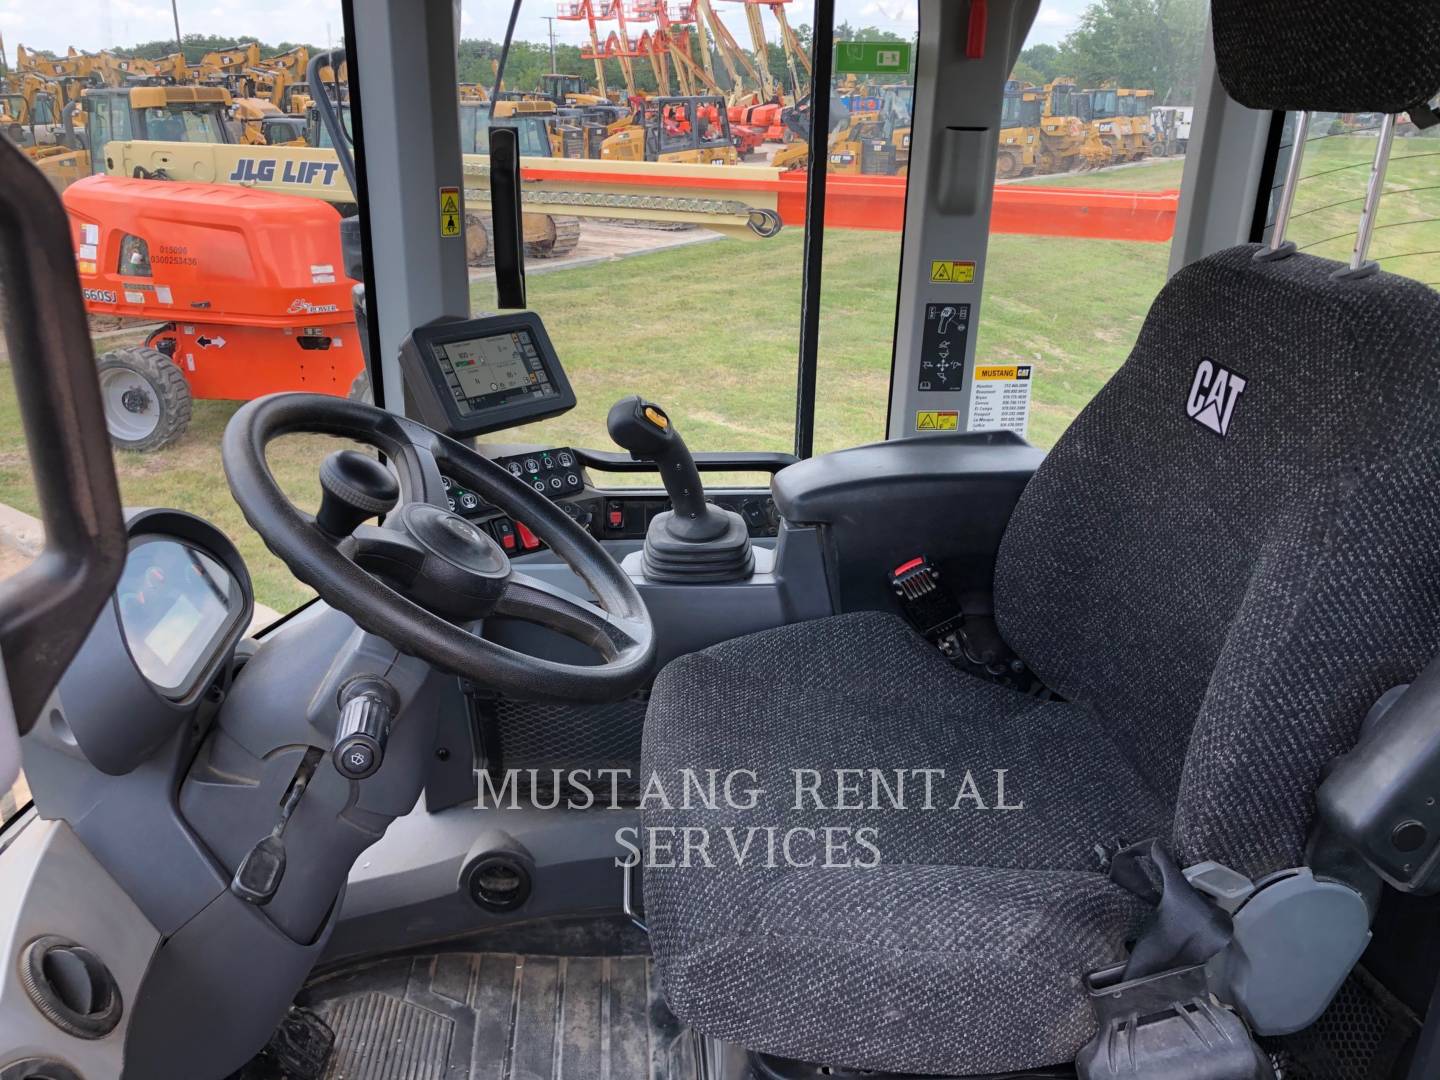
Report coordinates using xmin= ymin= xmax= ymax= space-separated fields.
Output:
xmin=1187 ymin=359 xmax=1247 ymax=437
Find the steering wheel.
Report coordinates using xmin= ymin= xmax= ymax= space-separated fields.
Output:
xmin=222 ymin=393 xmax=656 ymax=702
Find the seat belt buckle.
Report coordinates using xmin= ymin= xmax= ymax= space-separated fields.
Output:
xmin=889 ymin=556 xmax=965 ymax=647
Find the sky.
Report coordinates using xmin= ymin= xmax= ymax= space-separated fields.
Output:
xmin=0 ymin=0 xmax=1087 ymax=59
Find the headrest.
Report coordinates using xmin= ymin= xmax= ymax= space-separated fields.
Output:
xmin=1212 ymin=0 xmax=1440 ymax=115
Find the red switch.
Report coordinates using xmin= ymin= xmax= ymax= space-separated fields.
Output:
xmin=516 ymin=521 xmax=542 ymax=551
xmin=492 ymin=519 xmax=517 ymax=551
xmin=606 ymin=502 xmax=625 ymax=529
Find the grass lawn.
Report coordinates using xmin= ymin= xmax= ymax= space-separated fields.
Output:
xmin=1 ymin=133 xmax=1432 ymax=613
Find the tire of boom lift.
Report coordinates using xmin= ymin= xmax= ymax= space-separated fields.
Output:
xmin=96 ymin=346 xmax=192 ymax=453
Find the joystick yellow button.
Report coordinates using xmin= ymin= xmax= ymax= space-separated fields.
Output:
xmin=644 ymin=406 xmax=669 ymax=429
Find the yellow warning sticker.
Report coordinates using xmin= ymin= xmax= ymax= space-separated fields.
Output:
xmin=439 ymin=186 xmax=461 ymax=238
xmin=915 ymin=410 xmax=959 ymax=431
xmin=929 ymin=259 xmax=975 ymax=284
xmin=975 ymin=365 xmax=1032 ymax=381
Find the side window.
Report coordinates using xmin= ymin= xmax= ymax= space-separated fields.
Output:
xmin=657 ymin=101 xmax=694 ymax=154
xmin=110 ymin=98 xmax=133 ymax=142
xmin=1264 ymin=110 xmax=1440 ymax=287
xmin=972 ymin=0 xmax=1209 ymax=448
xmin=87 ymin=97 xmax=112 ymax=154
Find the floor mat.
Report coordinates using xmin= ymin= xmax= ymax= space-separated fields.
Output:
xmin=300 ymin=951 xmax=702 ymax=1080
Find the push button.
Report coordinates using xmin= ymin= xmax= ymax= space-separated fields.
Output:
xmin=491 ymin=519 xmax=517 ymax=552
xmin=643 ymin=406 xmax=669 ymax=429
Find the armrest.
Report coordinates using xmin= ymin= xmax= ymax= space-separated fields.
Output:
xmin=771 ymin=432 xmax=1045 ymax=611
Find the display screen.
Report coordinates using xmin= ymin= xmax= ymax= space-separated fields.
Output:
xmin=434 ymin=329 xmax=558 ymax=418
xmin=116 ymin=539 xmax=238 ymax=694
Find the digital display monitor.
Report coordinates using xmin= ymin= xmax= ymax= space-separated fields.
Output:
xmin=433 ymin=328 xmax=558 ymax=418
xmin=401 ymin=312 xmax=576 ymax=439
xmin=116 ymin=539 xmax=239 ymax=695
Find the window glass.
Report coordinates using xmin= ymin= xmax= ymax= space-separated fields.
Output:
xmin=464 ymin=0 xmax=875 ymax=480
xmin=0 ymin=12 xmax=361 ymax=636
xmin=973 ymin=0 xmax=1208 ymax=449
xmin=811 ymin=12 xmax=916 ymax=455
xmin=1263 ymin=110 xmax=1440 ymax=288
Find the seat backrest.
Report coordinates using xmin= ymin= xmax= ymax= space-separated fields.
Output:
xmin=993 ymin=246 xmax=1440 ymax=880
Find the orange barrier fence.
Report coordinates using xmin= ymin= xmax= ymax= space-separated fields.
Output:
xmin=517 ymin=162 xmax=1181 ymax=243
xmin=777 ymin=173 xmax=1182 ymax=243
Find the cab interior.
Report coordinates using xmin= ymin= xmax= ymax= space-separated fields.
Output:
xmin=2 ymin=2 xmax=1440 ymax=1079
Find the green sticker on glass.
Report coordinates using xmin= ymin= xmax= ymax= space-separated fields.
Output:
xmin=834 ymin=41 xmax=912 ymax=75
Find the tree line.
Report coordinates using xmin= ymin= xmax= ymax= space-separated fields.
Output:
xmin=22 ymin=0 xmax=1198 ymax=104
xmin=1013 ymin=0 xmax=1206 ymax=105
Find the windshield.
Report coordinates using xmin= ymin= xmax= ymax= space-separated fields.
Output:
xmin=1090 ymin=88 xmax=1117 ymax=116
xmin=141 ymin=104 xmax=228 ymax=142
xmin=0 ymin=0 xmax=1263 ymax=830
xmin=1001 ymin=93 xmax=1021 ymax=128
xmin=459 ymin=104 xmax=553 ymax=157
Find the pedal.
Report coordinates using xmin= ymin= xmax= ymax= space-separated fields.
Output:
xmin=230 ymin=1006 xmax=334 ymax=1080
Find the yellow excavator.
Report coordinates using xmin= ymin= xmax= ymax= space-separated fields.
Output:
xmin=1 ymin=73 xmax=63 ymax=146
xmin=233 ymin=97 xmax=307 ymax=145
xmin=601 ymin=95 xmax=740 ymax=165
xmin=456 ymin=98 xmax=583 ymax=264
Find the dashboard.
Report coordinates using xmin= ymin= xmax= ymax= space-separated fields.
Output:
xmin=440 ymin=446 xmax=780 ymax=556
xmin=400 ymin=312 xmax=782 ymax=556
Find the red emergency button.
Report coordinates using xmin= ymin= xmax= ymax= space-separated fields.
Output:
xmin=516 ymin=522 xmax=542 ymax=551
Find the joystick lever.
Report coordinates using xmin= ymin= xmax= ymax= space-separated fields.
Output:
xmin=607 ymin=396 xmax=754 ymax=582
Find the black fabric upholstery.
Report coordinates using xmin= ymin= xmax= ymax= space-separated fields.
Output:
xmin=1212 ymin=0 xmax=1440 ymax=114
xmin=997 ymin=245 xmax=1440 ymax=880
xmin=644 ymin=611 xmax=1159 ymax=1073
xmin=643 ymin=245 xmax=1440 ymax=1074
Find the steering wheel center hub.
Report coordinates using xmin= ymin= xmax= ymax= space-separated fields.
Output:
xmin=403 ymin=503 xmax=508 ymax=577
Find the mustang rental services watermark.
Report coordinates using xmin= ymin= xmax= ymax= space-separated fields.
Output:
xmin=475 ymin=767 xmax=1025 ymax=870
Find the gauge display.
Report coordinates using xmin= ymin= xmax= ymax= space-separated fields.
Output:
xmin=116 ymin=538 xmax=240 ymax=695
xmin=433 ymin=328 xmax=557 ymax=418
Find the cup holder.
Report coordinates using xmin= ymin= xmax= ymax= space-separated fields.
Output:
xmin=19 ymin=935 xmax=122 ymax=1040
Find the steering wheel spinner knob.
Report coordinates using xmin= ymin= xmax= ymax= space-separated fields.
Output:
xmin=317 ymin=449 xmax=400 ymax=538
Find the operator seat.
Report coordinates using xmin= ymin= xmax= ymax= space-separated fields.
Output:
xmin=641 ymin=3 xmax=1440 ymax=1074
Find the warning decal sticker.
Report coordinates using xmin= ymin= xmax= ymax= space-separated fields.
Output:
xmin=918 ymin=302 xmax=970 ymax=391
xmin=440 ymin=186 xmax=461 ymax=238
xmin=967 ymin=364 xmax=1033 ymax=436
xmin=915 ymin=410 xmax=959 ymax=431
xmin=929 ymin=260 xmax=975 ymax=284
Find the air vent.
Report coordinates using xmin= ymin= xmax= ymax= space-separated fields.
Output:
xmin=19 ymin=935 xmax=122 ymax=1040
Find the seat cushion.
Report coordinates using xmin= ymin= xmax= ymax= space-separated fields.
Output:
xmin=642 ymin=611 xmax=1164 ymax=1073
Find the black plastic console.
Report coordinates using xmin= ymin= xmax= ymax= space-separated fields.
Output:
xmin=771 ymin=431 xmax=1045 ymax=614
